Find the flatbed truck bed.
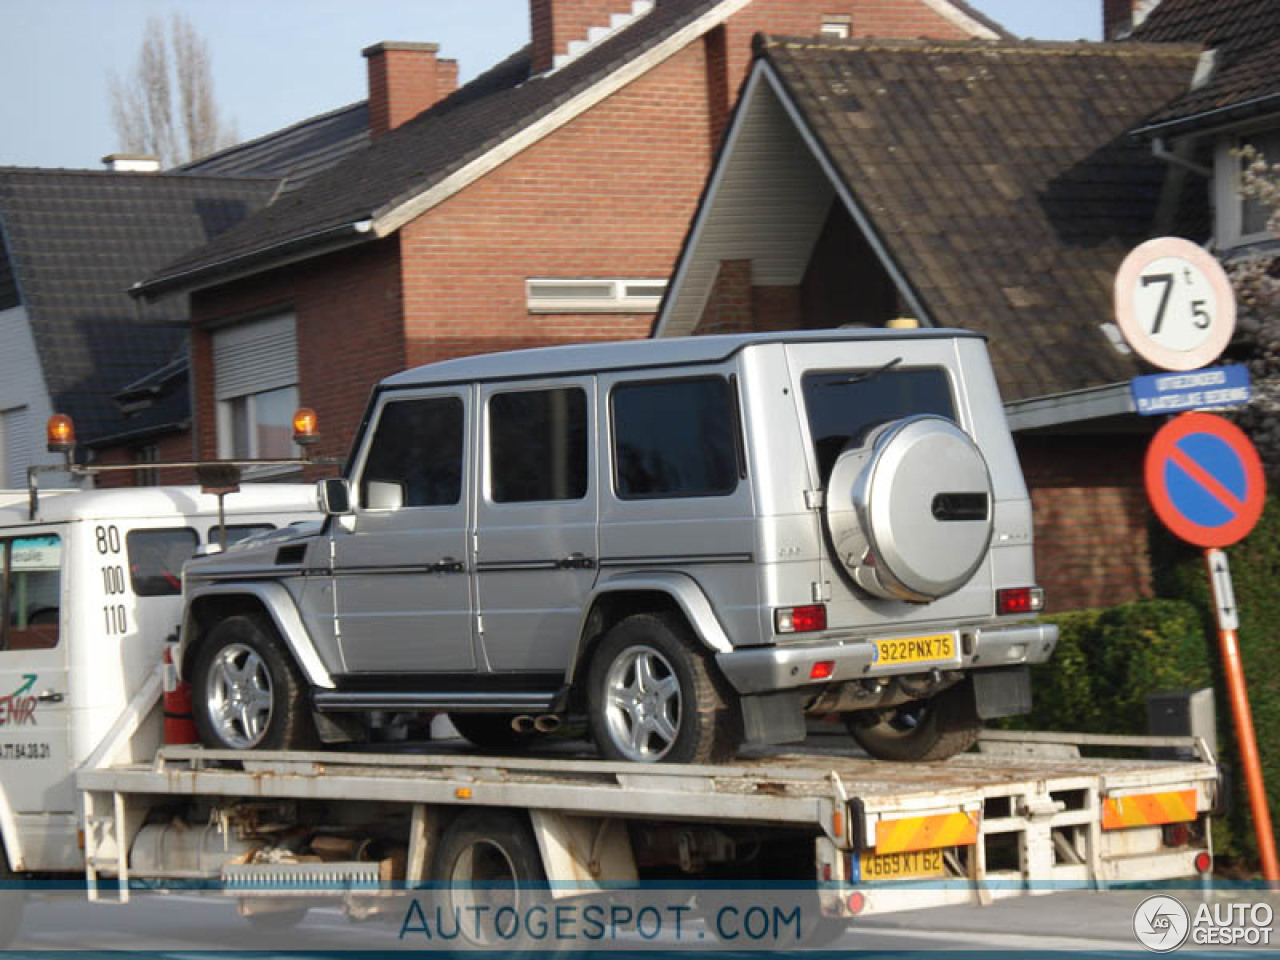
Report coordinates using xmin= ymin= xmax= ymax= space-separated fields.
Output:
xmin=77 ymin=729 xmax=1219 ymax=928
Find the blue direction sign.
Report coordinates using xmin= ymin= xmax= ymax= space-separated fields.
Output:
xmin=1145 ymin=412 xmax=1267 ymax=548
xmin=1131 ymin=365 xmax=1251 ymax=416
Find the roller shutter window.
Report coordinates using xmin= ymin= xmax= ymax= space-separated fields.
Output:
xmin=212 ymin=315 xmax=299 ymax=460
xmin=2 ymin=406 xmax=30 ymax=489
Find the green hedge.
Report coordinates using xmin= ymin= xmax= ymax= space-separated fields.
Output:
xmin=1014 ymin=599 xmax=1214 ymax=735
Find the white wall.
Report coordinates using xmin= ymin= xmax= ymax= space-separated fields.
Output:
xmin=0 ymin=305 xmax=77 ymax=489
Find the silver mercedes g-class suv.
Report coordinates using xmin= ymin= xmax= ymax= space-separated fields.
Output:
xmin=179 ymin=330 xmax=1056 ymax=764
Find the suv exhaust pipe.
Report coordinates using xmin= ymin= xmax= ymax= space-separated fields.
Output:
xmin=511 ymin=715 xmax=536 ymax=733
xmin=533 ymin=714 xmax=562 ymax=733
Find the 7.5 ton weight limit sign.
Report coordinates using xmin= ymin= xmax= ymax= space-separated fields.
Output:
xmin=1115 ymin=237 xmax=1236 ymax=371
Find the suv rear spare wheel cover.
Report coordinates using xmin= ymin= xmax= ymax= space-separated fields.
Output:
xmin=826 ymin=415 xmax=993 ymax=602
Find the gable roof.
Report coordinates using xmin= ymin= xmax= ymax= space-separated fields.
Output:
xmin=657 ymin=35 xmax=1205 ymax=403
xmin=134 ymin=0 xmax=1001 ymax=300
xmin=178 ymin=101 xmax=371 ymax=194
xmin=1130 ymin=0 xmax=1280 ymax=134
xmin=0 ymin=169 xmax=277 ymax=442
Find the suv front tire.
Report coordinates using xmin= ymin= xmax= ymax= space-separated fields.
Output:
xmin=191 ymin=614 xmax=316 ymax=751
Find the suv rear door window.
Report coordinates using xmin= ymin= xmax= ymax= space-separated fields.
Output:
xmin=489 ymin=387 xmax=588 ymax=503
xmin=127 ymin=528 xmax=198 ymax=597
xmin=361 ymin=396 xmax=464 ymax=508
xmin=802 ymin=367 xmax=955 ymax=484
xmin=612 ymin=377 xmax=740 ymax=499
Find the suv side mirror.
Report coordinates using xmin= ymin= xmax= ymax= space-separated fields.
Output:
xmin=318 ymin=478 xmax=353 ymax=515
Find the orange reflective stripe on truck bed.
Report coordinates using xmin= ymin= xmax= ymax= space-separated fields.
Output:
xmin=1102 ymin=789 xmax=1197 ymax=830
xmin=875 ymin=810 xmax=979 ymax=854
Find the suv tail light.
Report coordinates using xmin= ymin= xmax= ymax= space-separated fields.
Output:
xmin=997 ymin=587 xmax=1044 ymax=615
xmin=775 ymin=604 xmax=827 ymax=634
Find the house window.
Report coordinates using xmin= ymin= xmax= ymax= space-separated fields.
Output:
xmin=212 ymin=314 xmax=299 ymax=461
xmin=133 ymin=445 xmax=159 ymax=486
xmin=526 ymin=278 xmax=667 ymax=313
xmin=821 ymin=14 xmax=852 ymax=38
xmin=1217 ymin=129 xmax=1280 ymax=249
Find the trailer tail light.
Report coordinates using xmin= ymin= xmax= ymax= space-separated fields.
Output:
xmin=1163 ymin=822 xmax=1191 ymax=848
xmin=775 ymin=604 xmax=827 ymax=634
xmin=846 ymin=891 xmax=865 ymax=915
xmin=997 ymin=587 xmax=1044 ymax=615
xmin=1194 ymin=851 xmax=1212 ymax=874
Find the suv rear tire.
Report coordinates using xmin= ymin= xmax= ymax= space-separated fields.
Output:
xmin=191 ymin=614 xmax=316 ymax=751
xmin=588 ymin=612 xmax=738 ymax=764
xmin=845 ymin=682 xmax=981 ymax=762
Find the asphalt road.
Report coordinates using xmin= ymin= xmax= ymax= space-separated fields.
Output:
xmin=7 ymin=887 xmax=1238 ymax=954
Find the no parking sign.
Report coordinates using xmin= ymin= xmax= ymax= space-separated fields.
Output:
xmin=1144 ymin=412 xmax=1267 ymax=548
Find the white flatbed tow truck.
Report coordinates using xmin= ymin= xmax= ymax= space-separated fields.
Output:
xmin=0 ymin=482 xmax=1220 ymax=950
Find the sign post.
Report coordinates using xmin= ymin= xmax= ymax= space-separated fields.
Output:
xmin=1144 ymin=412 xmax=1276 ymax=884
xmin=1119 ymin=239 xmax=1275 ymax=885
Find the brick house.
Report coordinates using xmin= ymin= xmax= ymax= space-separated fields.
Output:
xmin=132 ymin=0 xmax=1004 ymax=470
xmin=653 ymin=34 xmax=1208 ymax=611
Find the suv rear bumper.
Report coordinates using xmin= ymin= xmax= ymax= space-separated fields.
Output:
xmin=715 ymin=622 xmax=1058 ymax=695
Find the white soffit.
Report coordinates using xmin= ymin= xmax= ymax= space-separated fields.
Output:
xmin=656 ymin=68 xmax=833 ymax=338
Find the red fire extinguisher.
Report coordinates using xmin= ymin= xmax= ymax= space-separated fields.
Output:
xmin=162 ymin=644 xmax=197 ymax=745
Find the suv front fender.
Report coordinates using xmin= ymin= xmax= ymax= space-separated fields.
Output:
xmin=181 ymin=583 xmax=335 ymax=689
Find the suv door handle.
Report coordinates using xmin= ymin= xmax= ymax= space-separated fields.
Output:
xmin=431 ymin=558 xmax=466 ymax=574
xmin=556 ymin=554 xmax=596 ymax=570
xmin=36 ymin=690 xmax=64 ymax=704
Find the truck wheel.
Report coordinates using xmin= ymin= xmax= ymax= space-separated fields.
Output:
xmin=845 ymin=683 xmax=980 ymax=762
xmin=588 ymin=613 xmax=738 ymax=764
xmin=192 ymin=614 xmax=316 ymax=751
xmin=0 ymin=845 xmax=22 ymax=949
xmin=431 ymin=811 xmax=546 ymax=949
xmin=448 ymin=713 xmax=535 ymax=752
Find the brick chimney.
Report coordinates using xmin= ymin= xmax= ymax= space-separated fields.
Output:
xmin=363 ymin=42 xmax=459 ymax=139
xmin=1103 ymin=0 xmax=1161 ymax=40
xmin=530 ymin=0 xmax=642 ymax=74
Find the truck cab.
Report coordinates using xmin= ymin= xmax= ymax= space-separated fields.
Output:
xmin=0 ymin=486 xmax=318 ymax=873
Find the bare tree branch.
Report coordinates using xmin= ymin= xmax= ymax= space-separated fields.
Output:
xmin=106 ymin=12 xmax=237 ymax=167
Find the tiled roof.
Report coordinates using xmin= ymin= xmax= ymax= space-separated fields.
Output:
xmin=178 ymin=101 xmax=371 ymax=194
xmin=1130 ymin=0 xmax=1280 ymax=132
xmin=0 ymin=169 xmax=277 ymax=442
xmin=138 ymin=0 xmax=729 ymax=296
xmin=758 ymin=35 xmax=1205 ymax=401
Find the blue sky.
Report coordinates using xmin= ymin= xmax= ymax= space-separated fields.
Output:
xmin=0 ymin=0 xmax=1103 ymax=170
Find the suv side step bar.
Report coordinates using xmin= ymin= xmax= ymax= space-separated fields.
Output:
xmin=312 ymin=691 xmax=558 ymax=712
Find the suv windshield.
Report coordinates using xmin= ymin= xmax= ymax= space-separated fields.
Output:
xmin=802 ymin=367 xmax=956 ymax=484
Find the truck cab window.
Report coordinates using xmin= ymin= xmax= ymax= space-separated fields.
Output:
xmin=127 ymin=529 xmax=198 ymax=597
xmin=2 ymin=535 xmax=62 ymax=651
xmin=360 ymin=396 xmax=464 ymax=508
